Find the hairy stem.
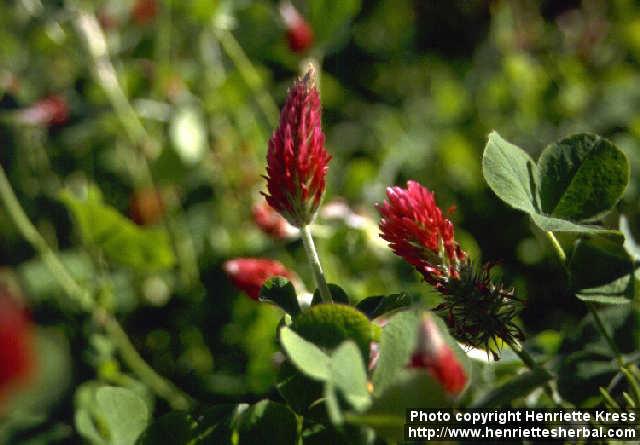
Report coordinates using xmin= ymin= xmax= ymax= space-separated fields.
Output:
xmin=0 ymin=165 xmax=93 ymax=310
xmin=301 ymin=225 xmax=332 ymax=303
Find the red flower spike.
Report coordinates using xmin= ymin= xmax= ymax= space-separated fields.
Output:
xmin=280 ymin=1 xmax=314 ymax=53
xmin=252 ymin=201 xmax=297 ymax=239
xmin=263 ymin=68 xmax=331 ymax=227
xmin=377 ymin=180 xmax=465 ymax=285
xmin=223 ymin=258 xmax=295 ymax=300
xmin=410 ymin=313 xmax=467 ymax=395
xmin=0 ymin=290 xmax=35 ymax=408
xmin=18 ymin=95 xmax=69 ymax=127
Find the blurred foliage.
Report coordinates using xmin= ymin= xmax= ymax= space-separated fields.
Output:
xmin=1 ymin=0 xmax=640 ymax=443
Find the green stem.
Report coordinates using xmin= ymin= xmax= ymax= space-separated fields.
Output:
xmin=545 ymin=230 xmax=629 ymax=379
xmin=545 ymin=231 xmax=567 ymax=268
xmin=0 ymin=165 xmax=93 ymax=310
xmin=301 ymin=225 xmax=332 ymax=303
xmin=100 ymin=311 xmax=193 ymax=410
xmin=71 ymin=8 xmax=200 ymax=287
xmin=215 ymin=28 xmax=279 ymax=127
xmin=513 ymin=344 xmax=566 ymax=406
xmin=0 ymin=163 xmax=193 ymax=409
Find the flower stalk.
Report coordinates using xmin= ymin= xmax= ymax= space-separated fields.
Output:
xmin=301 ymin=225 xmax=332 ymax=303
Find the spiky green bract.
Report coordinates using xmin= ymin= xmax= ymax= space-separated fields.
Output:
xmin=433 ymin=261 xmax=524 ymax=360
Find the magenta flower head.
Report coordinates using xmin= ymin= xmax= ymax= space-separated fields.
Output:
xmin=377 ymin=180 xmax=466 ymax=287
xmin=377 ymin=180 xmax=523 ymax=359
xmin=263 ymin=68 xmax=331 ymax=228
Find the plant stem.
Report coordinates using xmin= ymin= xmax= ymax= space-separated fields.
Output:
xmin=215 ymin=28 xmax=279 ymax=127
xmin=99 ymin=311 xmax=193 ymax=410
xmin=0 ymin=165 xmax=93 ymax=310
xmin=512 ymin=344 xmax=567 ymax=405
xmin=0 ymin=163 xmax=194 ymax=409
xmin=71 ymin=8 xmax=201 ymax=287
xmin=301 ymin=225 xmax=332 ymax=303
xmin=545 ymin=231 xmax=567 ymax=268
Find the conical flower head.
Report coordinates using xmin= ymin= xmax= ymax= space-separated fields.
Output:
xmin=264 ymin=68 xmax=331 ymax=227
xmin=409 ymin=313 xmax=467 ymax=395
xmin=223 ymin=258 xmax=295 ymax=300
xmin=377 ymin=180 xmax=465 ymax=285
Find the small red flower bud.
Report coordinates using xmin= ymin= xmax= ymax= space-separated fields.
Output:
xmin=280 ymin=2 xmax=314 ymax=53
xmin=377 ymin=180 xmax=465 ymax=285
xmin=410 ymin=313 xmax=467 ymax=395
xmin=263 ymin=68 xmax=331 ymax=227
xmin=18 ymin=95 xmax=69 ymax=127
xmin=252 ymin=201 xmax=298 ymax=239
xmin=0 ymin=290 xmax=35 ymax=408
xmin=131 ymin=0 xmax=158 ymax=25
xmin=223 ymin=258 xmax=295 ymax=300
xmin=129 ymin=188 xmax=165 ymax=226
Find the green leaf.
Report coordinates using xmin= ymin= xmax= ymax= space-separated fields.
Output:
xmin=95 ymin=387 xmax=149 ymax=445
xmin=569 ymin=233 xmax=636 ymax=303
xmin=291 ymin=303 xmax=376 ymax=360
xmin=557 ymin=305 xmax=640 ymax=405
xmin=371 ymin=310 xmax=420 ymax=397
xmin=355 ymin=293 xmax=413 ymax=319
xmin=279 ymin=327 xmax=331 ymax=381
xmin=482 ymin=131 xmax=539 ymax=214
xmin=259 ymin=277 xmax=300 ymax=316
xmin=470 ymin=368 xmax=552 ymax=408
xmin=60 ymin=187 xmax=175 ymax=273
xmin=276 ymin=362 xmax=324 ymax=415
xmin=348 ymin=370 xmax=448 ymax=442
xmin=483 ymin=132 xmax=624 ymax=235
xmin=538 ymin=134 xmax=629 ymax=221
xmin=136 ymin=405 xmax=237 ymax=445
xmin=311 ymin=283 xmax=350 ymax=305
xmin=529 ymin=213 xmax=616 ymax=233
xmin=236 ymin=400 xmax=297 ymax=445
xmin=330 ymin=341 xmax=371 ymax=412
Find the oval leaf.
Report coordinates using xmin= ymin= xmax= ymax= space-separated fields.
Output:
xmin=538 ymin=134 xmax=629 ymax=221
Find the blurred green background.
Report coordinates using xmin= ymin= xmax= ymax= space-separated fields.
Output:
xmin=1 ymin=0 xmax=640 ymax=442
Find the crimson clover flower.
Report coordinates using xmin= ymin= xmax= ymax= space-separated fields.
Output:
xmin=377 ymin=180 xmax=523 ymax=359
xmin=410 ymin=313 xmax=467 ymax=395
xmin=223 ymin=258 xmax=295 ymax=300
xmin=377 ymin=180 xmax=466 ymax=288
xmin=263 ymin=68 xmax=331 ymax=228
xmin=0 ymin=289 xmax=35 ymax=409
xmin=279 ymin=1 xmax=314 ymax=53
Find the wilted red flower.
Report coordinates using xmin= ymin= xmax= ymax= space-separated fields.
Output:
xmin=252 ymin=201 xmax=297 ymax=239
xmin=263 ymin=68 xmax=331 ymax=227
xmin=129 ymin=188 xmax=165 ymax=226
xmin=410 ymin=313 xmax=467 ymax=395
xmin=280 ymin=1 xmax=314 ymax=53
xmin=377 ymin=180 xmax=465 ymax=285
xmin=18 ymin=95 xmax=69 ymax=127
xmin=223 ymin=258 xmax=295 ymax=300
xmin=0 ymin=291 xmax=35 ymax=407
xmin=131 ymin=0 xmax=158 ymax=25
